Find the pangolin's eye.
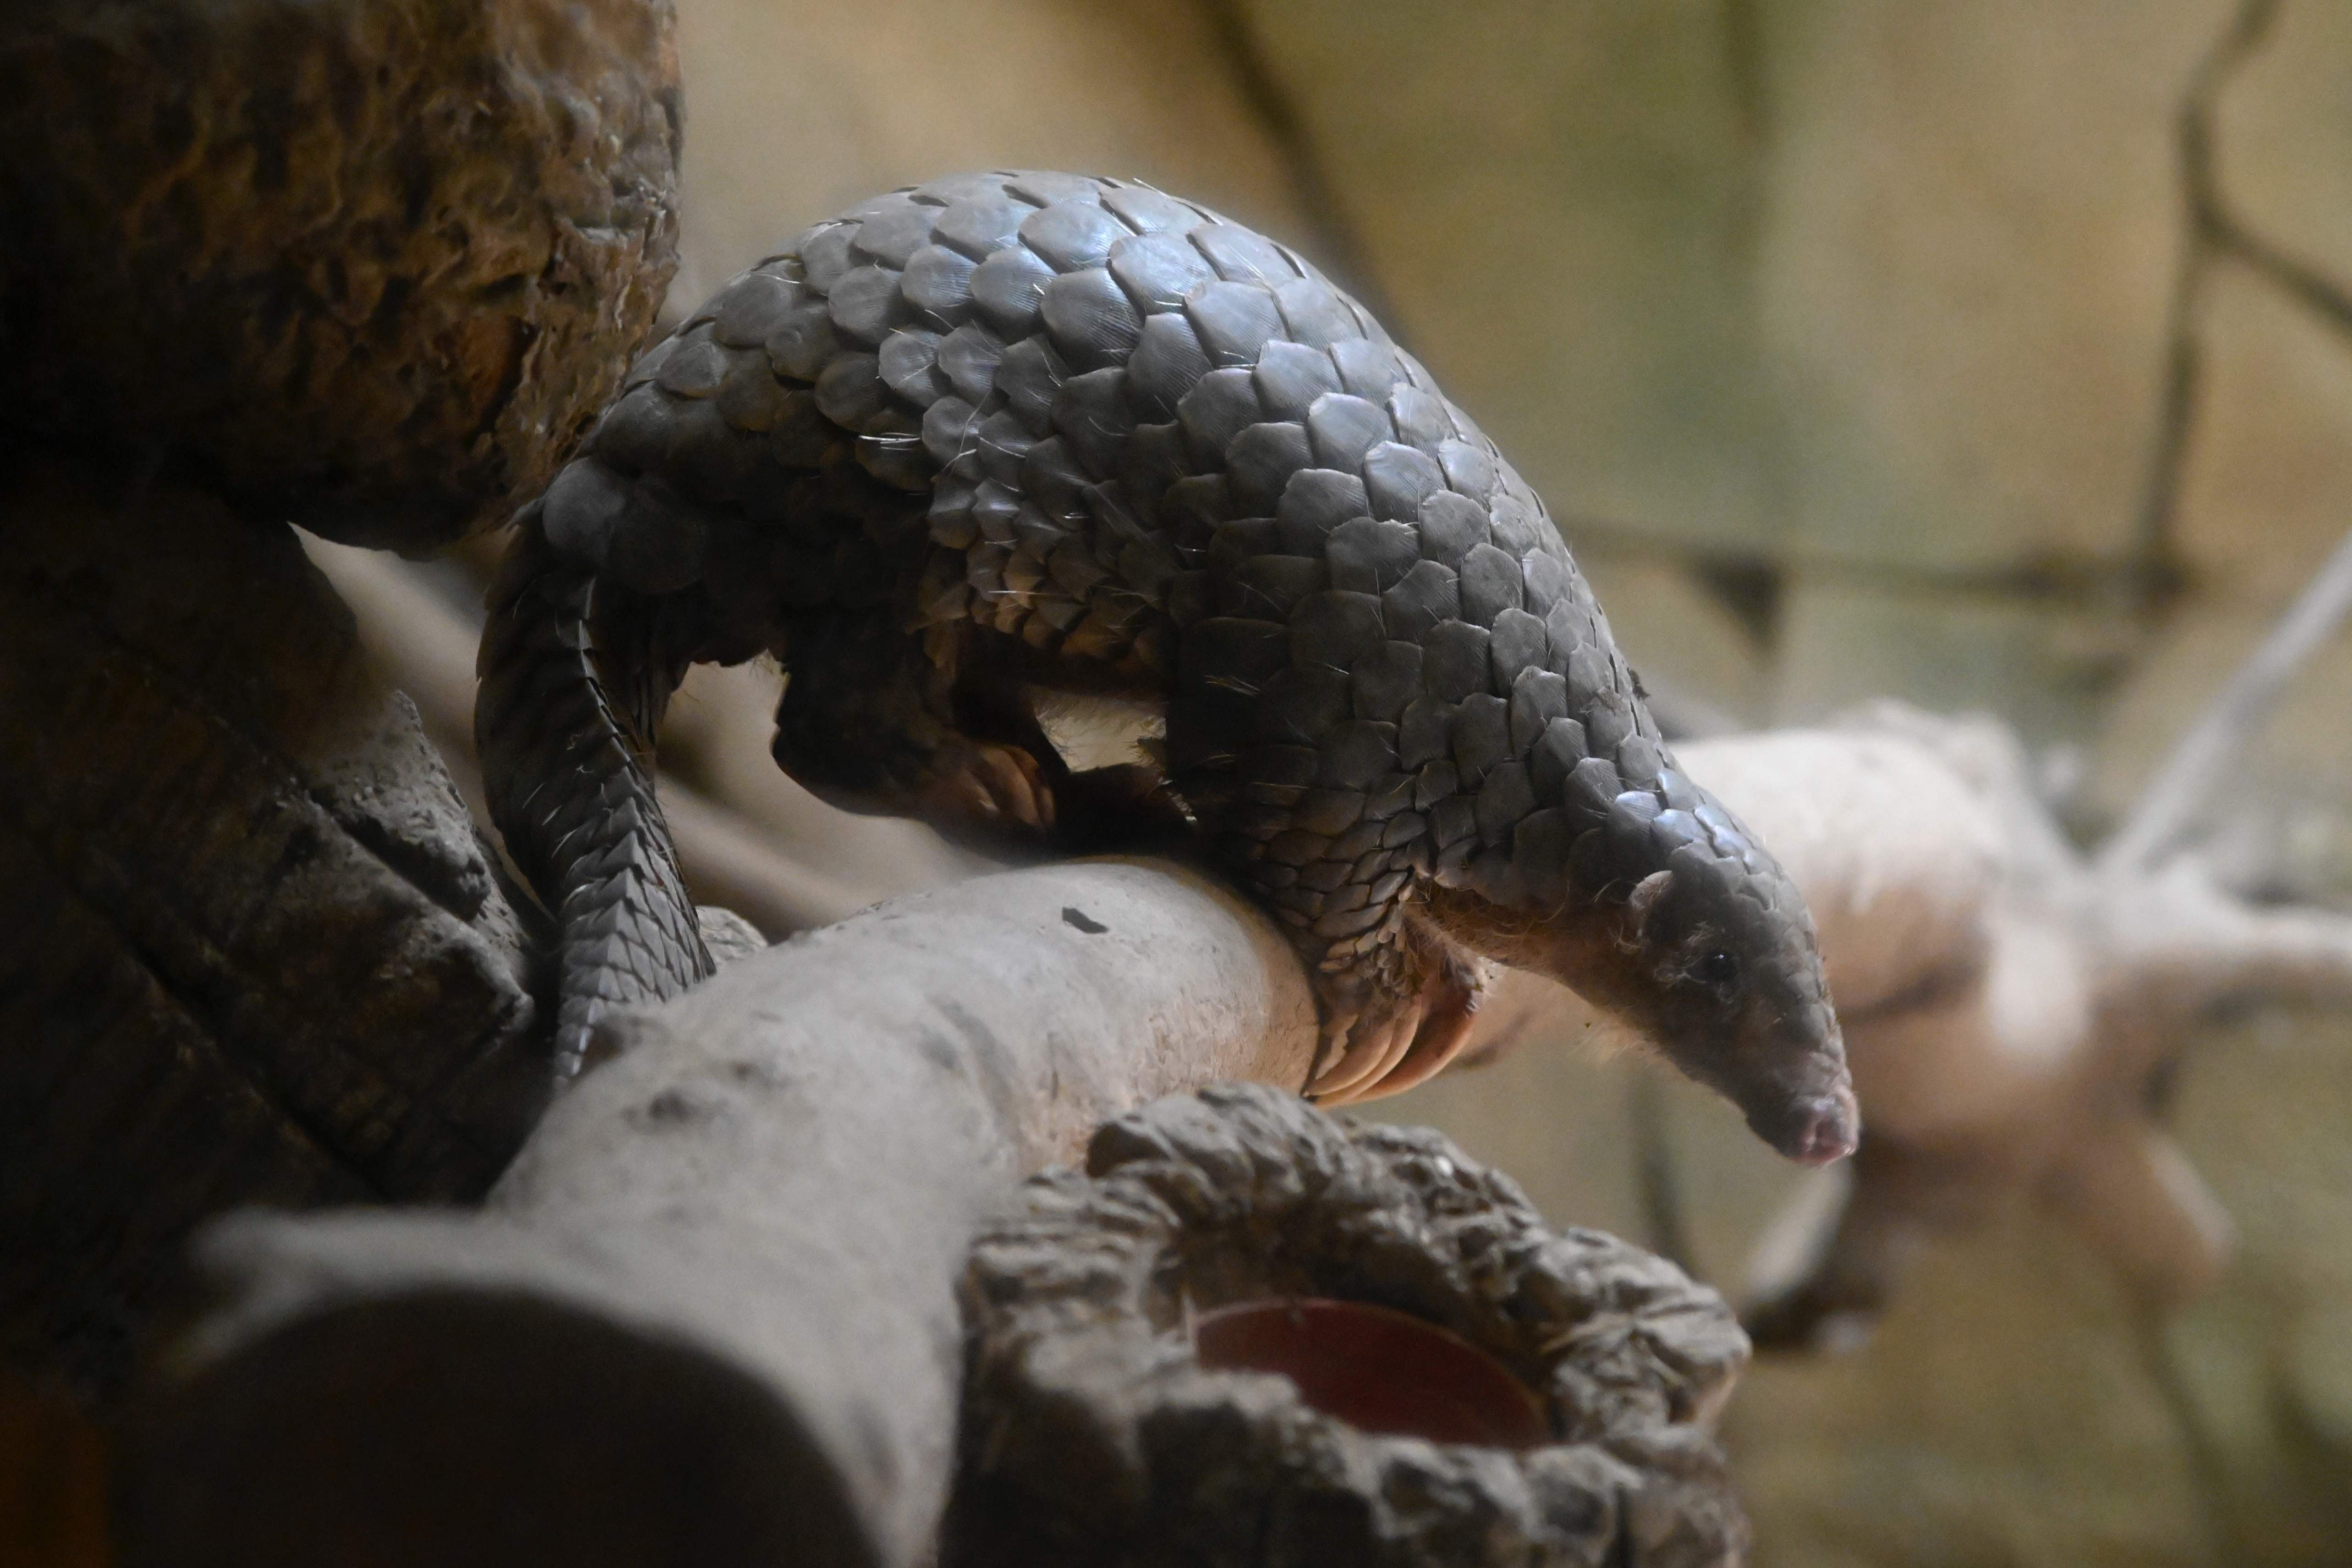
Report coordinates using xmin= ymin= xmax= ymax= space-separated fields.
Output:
xmin=1691 ymin=950 xmax=1740 ymax=989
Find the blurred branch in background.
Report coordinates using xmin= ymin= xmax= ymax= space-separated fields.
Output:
xmin=2103 ymin=524 xmax=2352 ymax=872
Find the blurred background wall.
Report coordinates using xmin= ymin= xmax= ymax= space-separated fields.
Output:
xmin=387 ymin=0 xmax=2352 ymax=1560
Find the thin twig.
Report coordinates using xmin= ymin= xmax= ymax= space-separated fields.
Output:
xmin=2102 ymin=524 xmax=2352 ymax=872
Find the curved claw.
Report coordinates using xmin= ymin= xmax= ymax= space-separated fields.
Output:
xmin=1306 ymin=1005 xmax=1418 ymax=1103
xmin=921 ymin=741 xmax=1058 ymax=839
xmin=1307 ymin=934 xmax=1491 ymax=1106
xmin=1357 ymin=956 xmax=1491 ymax=1100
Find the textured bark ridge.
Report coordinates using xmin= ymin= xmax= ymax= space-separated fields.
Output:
xmin=0 ymin=0 xmax=681 ymax=552
xmin=0 ymin=462 xmax=546 ymax=1403
xmin=954 ymin=1083 xmax=1750 ymax=1568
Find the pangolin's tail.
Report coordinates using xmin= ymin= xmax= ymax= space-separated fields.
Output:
xmin=476 ymin=505 xmax=714 ymax=1080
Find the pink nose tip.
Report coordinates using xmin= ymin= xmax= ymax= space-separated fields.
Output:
xmin=1789 ymin=1089 xmax=1860 ymax=1166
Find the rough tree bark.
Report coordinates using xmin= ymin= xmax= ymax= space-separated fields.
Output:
xmin=117 ymin=861 xmax=1327 ymax=1568
xmin=0 ymin=0 xmax=686 ymax=1404
xmin=0 ymin=462 xmax=552 ymax=1404
xmin=0 ymin=0 xmax=680 ymax=552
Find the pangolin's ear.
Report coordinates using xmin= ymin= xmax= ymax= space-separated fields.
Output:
xmin=1626 ymin=869 xmax=1674 ymax=941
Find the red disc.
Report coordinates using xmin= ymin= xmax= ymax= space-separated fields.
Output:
xmin=1191 ymin=1298 xmax=1549 ymax=1450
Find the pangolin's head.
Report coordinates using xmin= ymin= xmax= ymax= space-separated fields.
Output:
xmin=1600 ymin=807 xmax=1856 ymax=1166
xmin=1449 ymin=764 xmax=1858 ymax=1166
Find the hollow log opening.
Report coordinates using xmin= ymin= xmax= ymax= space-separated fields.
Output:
xmin=1191 ymin=1299 xmax=1551 ymax=1450
xmin=952 ymin=1083 xmax=1752 ymax=1568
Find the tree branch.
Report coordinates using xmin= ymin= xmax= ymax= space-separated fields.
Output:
xmin=118 ymin=861 xmax=1322 ymax=1568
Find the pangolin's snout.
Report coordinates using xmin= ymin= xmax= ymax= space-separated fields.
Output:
xmin=1753 ymin=1082 xmax=1859 ymax=1167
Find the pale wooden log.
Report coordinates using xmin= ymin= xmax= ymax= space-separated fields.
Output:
xmin=119 ymin=861 xmax=1321 ymax=1568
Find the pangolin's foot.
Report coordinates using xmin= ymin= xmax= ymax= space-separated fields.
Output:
xmin=1305 ymin=918 xmax=1491 ymax=1105
xmin=916 ymin=740 xmax=1058 ymax=843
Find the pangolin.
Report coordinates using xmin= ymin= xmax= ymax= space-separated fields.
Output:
xmin=476 ymin=170 xmax=1859 ymax=1164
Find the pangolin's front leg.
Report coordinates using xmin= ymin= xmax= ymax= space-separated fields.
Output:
xmin=1172 ymin=694 xmax=1493 ymax=1103
xmin=1300 ymin=913 xmax=1491 ymax=1103
xmin=768 ymin=613 xmax=1069 ymax=850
